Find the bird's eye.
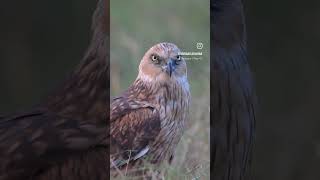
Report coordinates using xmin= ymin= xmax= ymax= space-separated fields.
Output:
xmin=176 ymin=55 xmax=182 ymax=61
xmin=151 ymin=55 xmax=159 ymax=63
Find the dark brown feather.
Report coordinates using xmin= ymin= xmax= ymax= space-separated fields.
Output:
xmin=0 ymin=0 xmax=109 ymax=179
xmin=110 ymin=97 xmax=161 ymax=168
xmin=212 ymin=0 xmax=256 ymax=180
xmin=0 ymin=108 xmax=105 ymax=180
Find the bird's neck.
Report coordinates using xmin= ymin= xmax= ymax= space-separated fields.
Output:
xmin=45 ymin=41 xmax=108 ymax=123
xmin=45 ymin=0 xmax=109 ymax=123
xmin=130 ymin=76 xmax=190 ymax=102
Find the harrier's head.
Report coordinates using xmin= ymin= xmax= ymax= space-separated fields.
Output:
xmin=137 ymin=42 xmax=187 ymax=83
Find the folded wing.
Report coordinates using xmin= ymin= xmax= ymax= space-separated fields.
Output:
xmin=110 ymin=97 xmax=161 ymax=169
xmin=0 ymin=108 xmax=105 ymax=180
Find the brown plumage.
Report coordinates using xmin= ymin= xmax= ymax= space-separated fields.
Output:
xmin=0 ymin=0 xmax=109 ymax=180
xmin=110 ymin=43 xmax=190 ymax=177
xmin=212 ymin=0 xmax=256 ymax=179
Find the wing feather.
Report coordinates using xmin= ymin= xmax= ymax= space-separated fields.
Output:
xmin=110 ymin=97 xmax=161 ymax=168
xmin=0 ymin=108 xmax=105 ymax=179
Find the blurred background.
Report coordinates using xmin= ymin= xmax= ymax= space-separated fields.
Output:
xmin=110 ymin=0 xmax=210 ymax=179
xmin=245 ymin=0 xmax=320 ymax=179
xmin=0 ymin=0 xmax=96 ymax=113
xmin=2 ymin=0 xmax=319 ymax=179
xmin=0 ymin=0 xmax=210 ymax=179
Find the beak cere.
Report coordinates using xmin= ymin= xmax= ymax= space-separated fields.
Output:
xmin=166 ymin=59 xmax=175 ymax=77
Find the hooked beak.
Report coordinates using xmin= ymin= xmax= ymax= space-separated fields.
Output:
xmin=166 ymin=59 xmax=175 ymax=77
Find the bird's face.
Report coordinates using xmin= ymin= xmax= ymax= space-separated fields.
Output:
xmin=138 ymin=43 xmax=187 ymax=83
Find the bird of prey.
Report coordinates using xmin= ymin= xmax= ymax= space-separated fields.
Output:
xmin=110 ymin=42 xmax=191 ymax=177
xmin=0 ymin=0 xmax=109 ymax=180
xmin=212 ymin=0 xmax=256 ymax=179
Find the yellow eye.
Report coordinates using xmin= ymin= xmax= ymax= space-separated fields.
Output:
xmin=151 ymin=55 xmax=159 ymax=63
